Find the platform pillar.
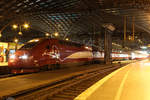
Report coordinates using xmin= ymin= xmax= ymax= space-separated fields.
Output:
xmin=104 ymin=29 xmax=112 ymax=64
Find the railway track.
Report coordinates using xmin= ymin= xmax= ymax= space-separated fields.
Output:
xmin=4 ymin=64 xmax=125 ymax=100
xmin=0 ymin=74 xmax=14 ymax=79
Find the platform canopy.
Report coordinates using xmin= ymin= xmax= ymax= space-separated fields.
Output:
xmin=0 ymin=0 xmax=150 ymax=50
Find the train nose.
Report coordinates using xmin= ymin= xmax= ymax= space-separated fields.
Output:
xmin=9 ymin=54 xmax=29 ymax=61
xmin=8 ymin=50 xmax=32 ymax=67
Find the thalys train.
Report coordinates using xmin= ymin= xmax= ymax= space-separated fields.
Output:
xmin=7 ymin=38 xmax=141 ymax=74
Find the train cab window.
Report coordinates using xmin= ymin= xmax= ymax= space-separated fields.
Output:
xmin=20 ymin=42 xmax=38 ymax=49
xmin=20 ymin=38 xmax=44 ymax=49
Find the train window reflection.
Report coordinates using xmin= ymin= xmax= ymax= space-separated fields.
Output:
xmin=59 ymin=40 xmax=82 ymax=47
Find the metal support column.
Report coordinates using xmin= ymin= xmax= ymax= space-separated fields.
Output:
xmin=104 ymin=29 xmax=112 ymax=64
xmin=124 ymin=16 xmax=127 ymax=41
xmin=132 ymin=16 xmax=135 ymax=41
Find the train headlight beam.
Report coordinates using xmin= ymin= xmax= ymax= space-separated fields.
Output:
xmin=20 ymin=54 xmax=28 ymax=59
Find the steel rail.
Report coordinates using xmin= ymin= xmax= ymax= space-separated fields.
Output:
xmin=6 ymin=64 xmax=126 ymax=100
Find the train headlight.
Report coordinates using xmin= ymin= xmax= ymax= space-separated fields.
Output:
xmin=9 ymin=54 xmax=16 ymax=59
xmin=20 ymin=54 xmax=28 ymax=59
xmin=85 ymin=46 xmax=89 ymax=49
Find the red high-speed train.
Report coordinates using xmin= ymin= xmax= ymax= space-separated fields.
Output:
xmin=8 ymin=38 xmax=129 ymax=74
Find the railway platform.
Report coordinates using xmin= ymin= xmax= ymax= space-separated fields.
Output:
xmin=0 ymin=64 xmax=120 ymax=99
xmin=75 ymin=60 xmax=150 ymax=100
xmin=0 ymin=62 xmax=9 ymax=75
xmin=0 ymin=62 xmax=8 ymax=66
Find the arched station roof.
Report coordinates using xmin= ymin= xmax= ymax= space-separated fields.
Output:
xmin=0 ymin=0 xmax=150 ymax=49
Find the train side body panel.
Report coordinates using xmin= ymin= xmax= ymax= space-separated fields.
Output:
xmin=8 ymin=38 xmax=134 ymax=74
xmin=8 ymin=38 xmax=93 ymax=73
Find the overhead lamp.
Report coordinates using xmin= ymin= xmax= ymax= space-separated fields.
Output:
xmin=65 ymin=38 xmax=69 ymax=41
xmin=18 ymin=31 xmax=23 ymax=35
xmin=23 ymin=23 xmax=29 ymax=29
xmin=54 ymin=32 xmax=59 ymax=37
xmin=12 ymin=24 xmax=18 ymax=29
xmin=45 ymin=33 xmax=50 ymax=37
xmin=14 ymin=38 xmax=18 ymax=43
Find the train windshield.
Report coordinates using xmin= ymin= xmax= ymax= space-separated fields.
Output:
xmin=20 ymin=42 xmax=38 ymax=49
xmin=20 ymin=39 xmax=42 ymax=49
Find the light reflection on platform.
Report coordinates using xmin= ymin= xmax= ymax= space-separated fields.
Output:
xmin=75 ymin=60 xmax=150 ymax=100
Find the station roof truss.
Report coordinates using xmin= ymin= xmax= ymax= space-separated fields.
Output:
xmin=0 ymin=0 xmax=150 ymax=49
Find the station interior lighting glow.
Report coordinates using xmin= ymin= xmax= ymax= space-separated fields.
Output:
xmin=12 ymin=24 xmax=18 ymax=29
xmin=45 ymin=33 xmax=50 ymax=37
xmin=10 ymin=54 xmax=16 ymax=59
xmin=138 ymin=51 xmax=148 ymax=55
xmin=85 ymin=46 xmax=89 ymax=49
xmin=29 ymin=39 xmax=39 ymax=42
xmin=54 ymin=32 xmax=59 ymax=37
xmin=65 ymin=38 xmax=69 ymax=41
xmin=18 ymin=31 xmax=23 ymax=35
xmin=14 ymin=38 xmax=18 ymax=43
xmin=140 ymin=46 xmax=147 ymax=49
xmin=131 ymin=53 xmax=136 ymax=59
xmin=35 ymin=39 xmax=39 ymax=42
xmin=84 ymin=46 xmax=92 ymax=50
xmin=23 ymin=23 xmax=29 ymax=29
xmin=131 ymin=51 xmax=149 ymax=59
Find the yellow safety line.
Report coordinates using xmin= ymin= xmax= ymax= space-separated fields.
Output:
xmin=74 ymin=64 xmax=130 ymax=100
xmin=114 ymin=67 xmax=132 ymax=100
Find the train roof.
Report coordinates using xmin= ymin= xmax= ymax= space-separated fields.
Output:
xmin=28 ymin=37 xmax=84 ymax=46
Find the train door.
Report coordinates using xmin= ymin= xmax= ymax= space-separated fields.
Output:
xmin=40 ymin=43 xmax=51 ymax=67
xmin=51 ymin=45 xmax=60 ymax=64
